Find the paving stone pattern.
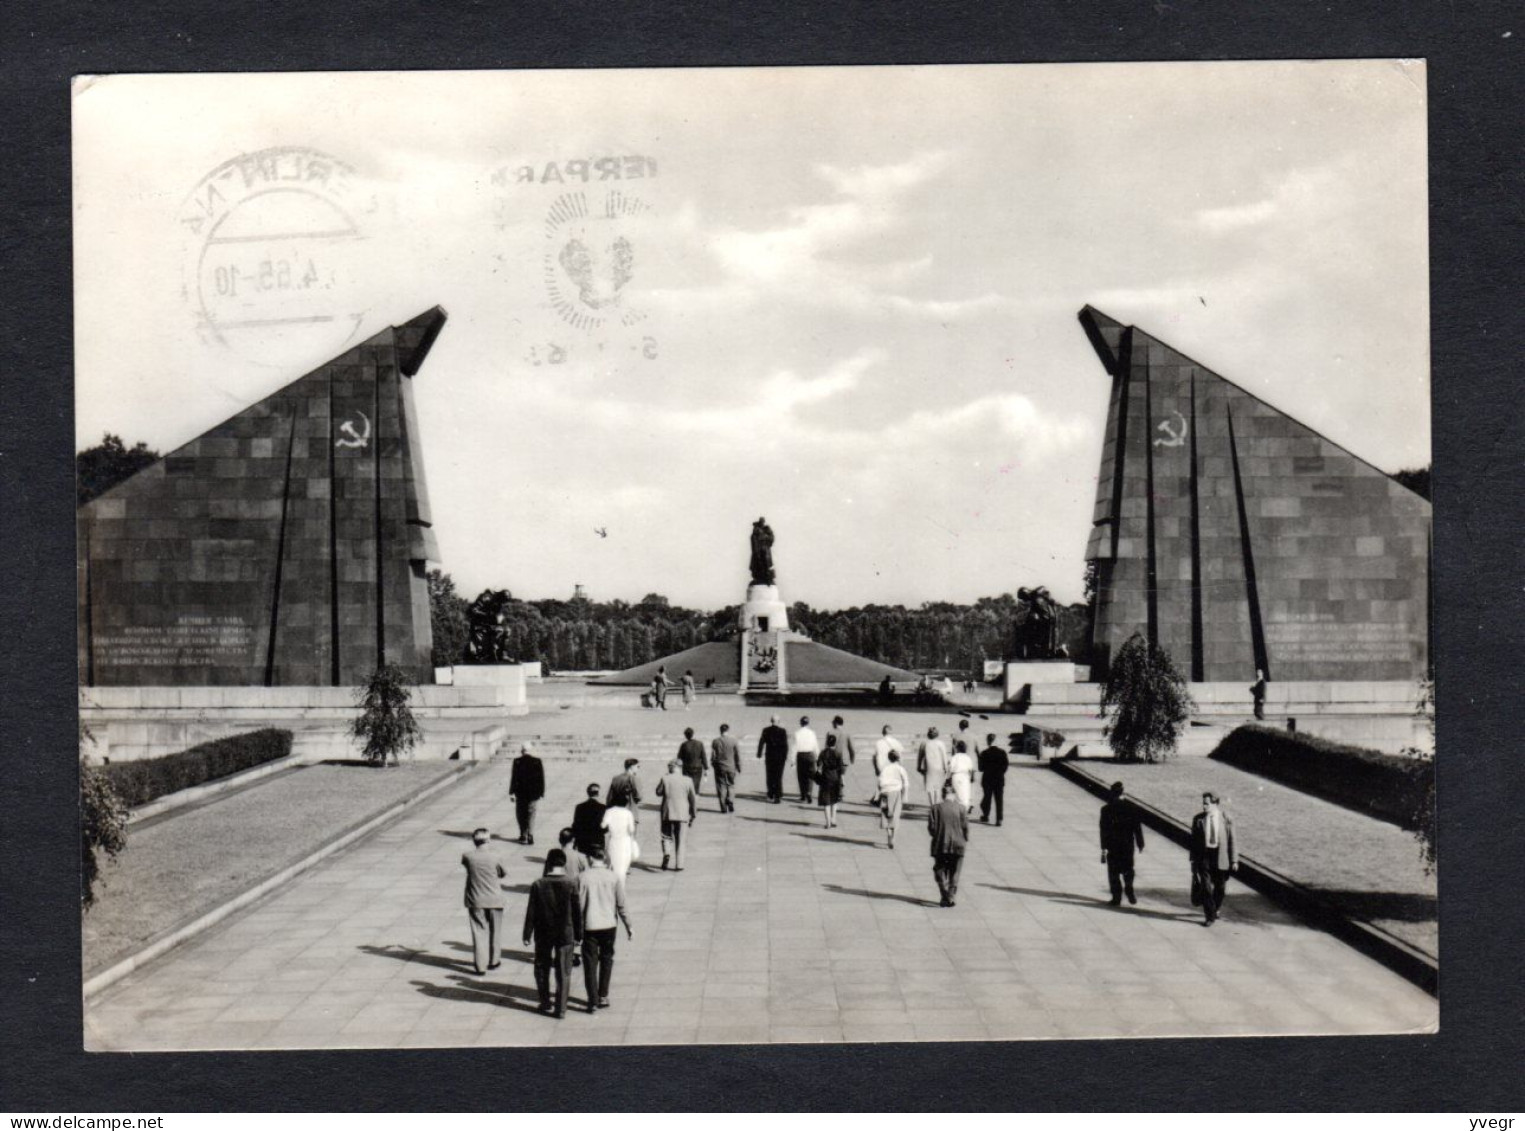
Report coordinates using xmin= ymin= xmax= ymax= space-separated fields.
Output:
xmin=86 ymin=750 xmax=1436 ymax=1049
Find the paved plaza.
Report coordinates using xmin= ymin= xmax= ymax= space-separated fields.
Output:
xmin=85 ymin=717 xmax=1437 ymax=1049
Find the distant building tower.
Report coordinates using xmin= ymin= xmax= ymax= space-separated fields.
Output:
xmin=572 ymin=584 xmax=588 ymax=602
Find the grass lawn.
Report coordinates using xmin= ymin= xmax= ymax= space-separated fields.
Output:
xmin=84 ymin=761 xmax=462 ymax=975
xmin=1078 ymin=758 xmax=1437 ymax=957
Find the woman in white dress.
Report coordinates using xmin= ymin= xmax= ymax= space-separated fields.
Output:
xmin=948 ymin=740 xmax=977 ymax=813
xmin=601 ymin=803 xmax=638 ymax=880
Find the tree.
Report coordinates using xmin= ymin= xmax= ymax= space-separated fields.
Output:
xmin=426 ymin=569 xmax=469 ymax=668
xmin=1082 ymin=560 xmax=1100 ymax=645
xmin=77 ymin=433 xmax=161 ymax=506
xmin=1100 ymin=633 xmax=1193 ymax=763
xmin=1404 ymin=678 xmax=1436 ymax=874
xmin=351 ymin=664 xmax=422 ymax=766
xmin=1393 ymin=465 xmax=1431 ymax=501
xmin=80 ymin=758 xmax=128 ymax=910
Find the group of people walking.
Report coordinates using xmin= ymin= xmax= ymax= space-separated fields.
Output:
xmin=465 ymin=716 xmax=1242 ymax=1018
xmin=646 ymin=665 xmax=698 ymax=711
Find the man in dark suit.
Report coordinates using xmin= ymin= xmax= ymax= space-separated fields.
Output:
xmin=829 ymin=715 xmax=857 ymax=766
xmin=460 ymin=827 xmax=507 ymax=975
xmin=571 ymin=783 xmax=607 ymax=858
xmin=757 ymin=714 xmax=790 ymax=803
xmin=607 ymin=758 xmax=642 ymax=811
xmin=711 ymin=723 xmax=741 ymax=813
xmin=927 ymin=781 xmax=970 ymax=907
xmin=1189 ymin=791 xmax=1237 ymax=925
xmin=1099 ymin=781 xmax=1145 ymax=905
xmin=677 ymin=727 xmax=708 ymax=800
xmin=977 ymin=732 xmax=1009 ymax=826
xmin=522 ymin=848 xmax=582 ymax=1017
xmin=508 ymin=742 xmax=546 ymax=845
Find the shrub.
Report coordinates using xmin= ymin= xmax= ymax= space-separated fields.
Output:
xmin=81 ymin=759 xmax=128 ymax=910
xmin=352 ymin=664 xmax=421 ymax=766
xmin=1100 ymin=633 xmax=1193 ymax=762
xmin=1402 ymin=678 xmax=1436 ymax=873
xmin=102 ymin=728 xmax=294 ymax=808
xmin=1210 ymin=724 xmax=1432 ymax=827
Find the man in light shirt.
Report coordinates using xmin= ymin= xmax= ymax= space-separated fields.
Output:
xmin=577 ymin=847 xmax=633 ymax=1012
xmin=793 ymin=715 xmax=820 ymax=804
xmin=875 ymin=749 xmax=911 ymax=850
xmin=873 ymin=724 xmax=904 ymax=775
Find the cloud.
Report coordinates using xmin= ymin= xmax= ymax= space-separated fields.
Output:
xmin=1193 ymin=161 xmax=1349 ymax=234
xmin=686 ymin=150 xmax=1008 ymax=322
xmin=516 ymin=347 xmax=882 ymax=437
xmin=816 ymin=151 xmax=953 ymax=199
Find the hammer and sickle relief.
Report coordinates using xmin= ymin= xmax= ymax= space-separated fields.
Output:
xmin=335 ymin=410 xmax=371 ymax=449
xmin=1154 ymin=410 xmax=1188 ymax=448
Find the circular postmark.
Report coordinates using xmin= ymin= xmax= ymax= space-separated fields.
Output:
xmin=492 ymin=154 xmax=664 ymax=370
xmin=178 ymin=147 xmax=373 ymax=368
xmin=542 ymin=189 xmax=650 ymax=333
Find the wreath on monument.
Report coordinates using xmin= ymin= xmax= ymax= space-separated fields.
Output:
xmin=749 ymin=638 xmax=778 ymax=674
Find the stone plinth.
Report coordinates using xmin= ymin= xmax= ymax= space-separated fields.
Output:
xmin=1003 ymin=661 xmax=1080 ymax=703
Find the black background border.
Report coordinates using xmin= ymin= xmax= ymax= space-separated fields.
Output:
xmin=3 ymin=0 xmax=1521 ymax=1112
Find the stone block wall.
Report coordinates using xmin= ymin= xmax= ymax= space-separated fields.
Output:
xmin=1080 ymin=306 xmax=1430 ymax=682
xmin=78 ymin=308 xmax=448 ymax=687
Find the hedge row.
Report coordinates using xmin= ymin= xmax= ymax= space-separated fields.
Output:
xmin=104 ymin=728 xmax=294 ymax=808
xmin=1209 ymin=724 xmax=1430 ymax=827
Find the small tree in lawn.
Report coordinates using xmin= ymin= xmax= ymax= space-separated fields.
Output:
xmin=1100 ymin=632 xmax=1193 ymax=763
xmin=80 ymin=757 xmax=128 ymax=910
xmin=352 ymin=664 xmax=422 ymax=766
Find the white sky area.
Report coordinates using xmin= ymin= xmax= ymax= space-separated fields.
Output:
xmin=72 ymin=62 xmax=1429 ymax=609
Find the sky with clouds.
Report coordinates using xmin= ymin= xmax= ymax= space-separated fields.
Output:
xmin=72 ymin=62 xmax=1429 ymax=609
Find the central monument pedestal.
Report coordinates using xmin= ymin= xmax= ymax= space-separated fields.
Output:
xmin=739 ymin=584 xmax=790 ymax=634
xmin=739 ymin=586 xmax=792 ymax=692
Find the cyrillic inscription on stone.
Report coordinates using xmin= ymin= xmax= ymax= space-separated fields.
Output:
xmin=96 ymin=615 xmax=254 ymax=668
xmin=1265 ymin=619 xmax=1414 ymax=663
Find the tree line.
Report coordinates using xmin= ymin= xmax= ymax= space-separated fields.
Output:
xmin=428 ymin=570 xmax=1090 ymax=676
